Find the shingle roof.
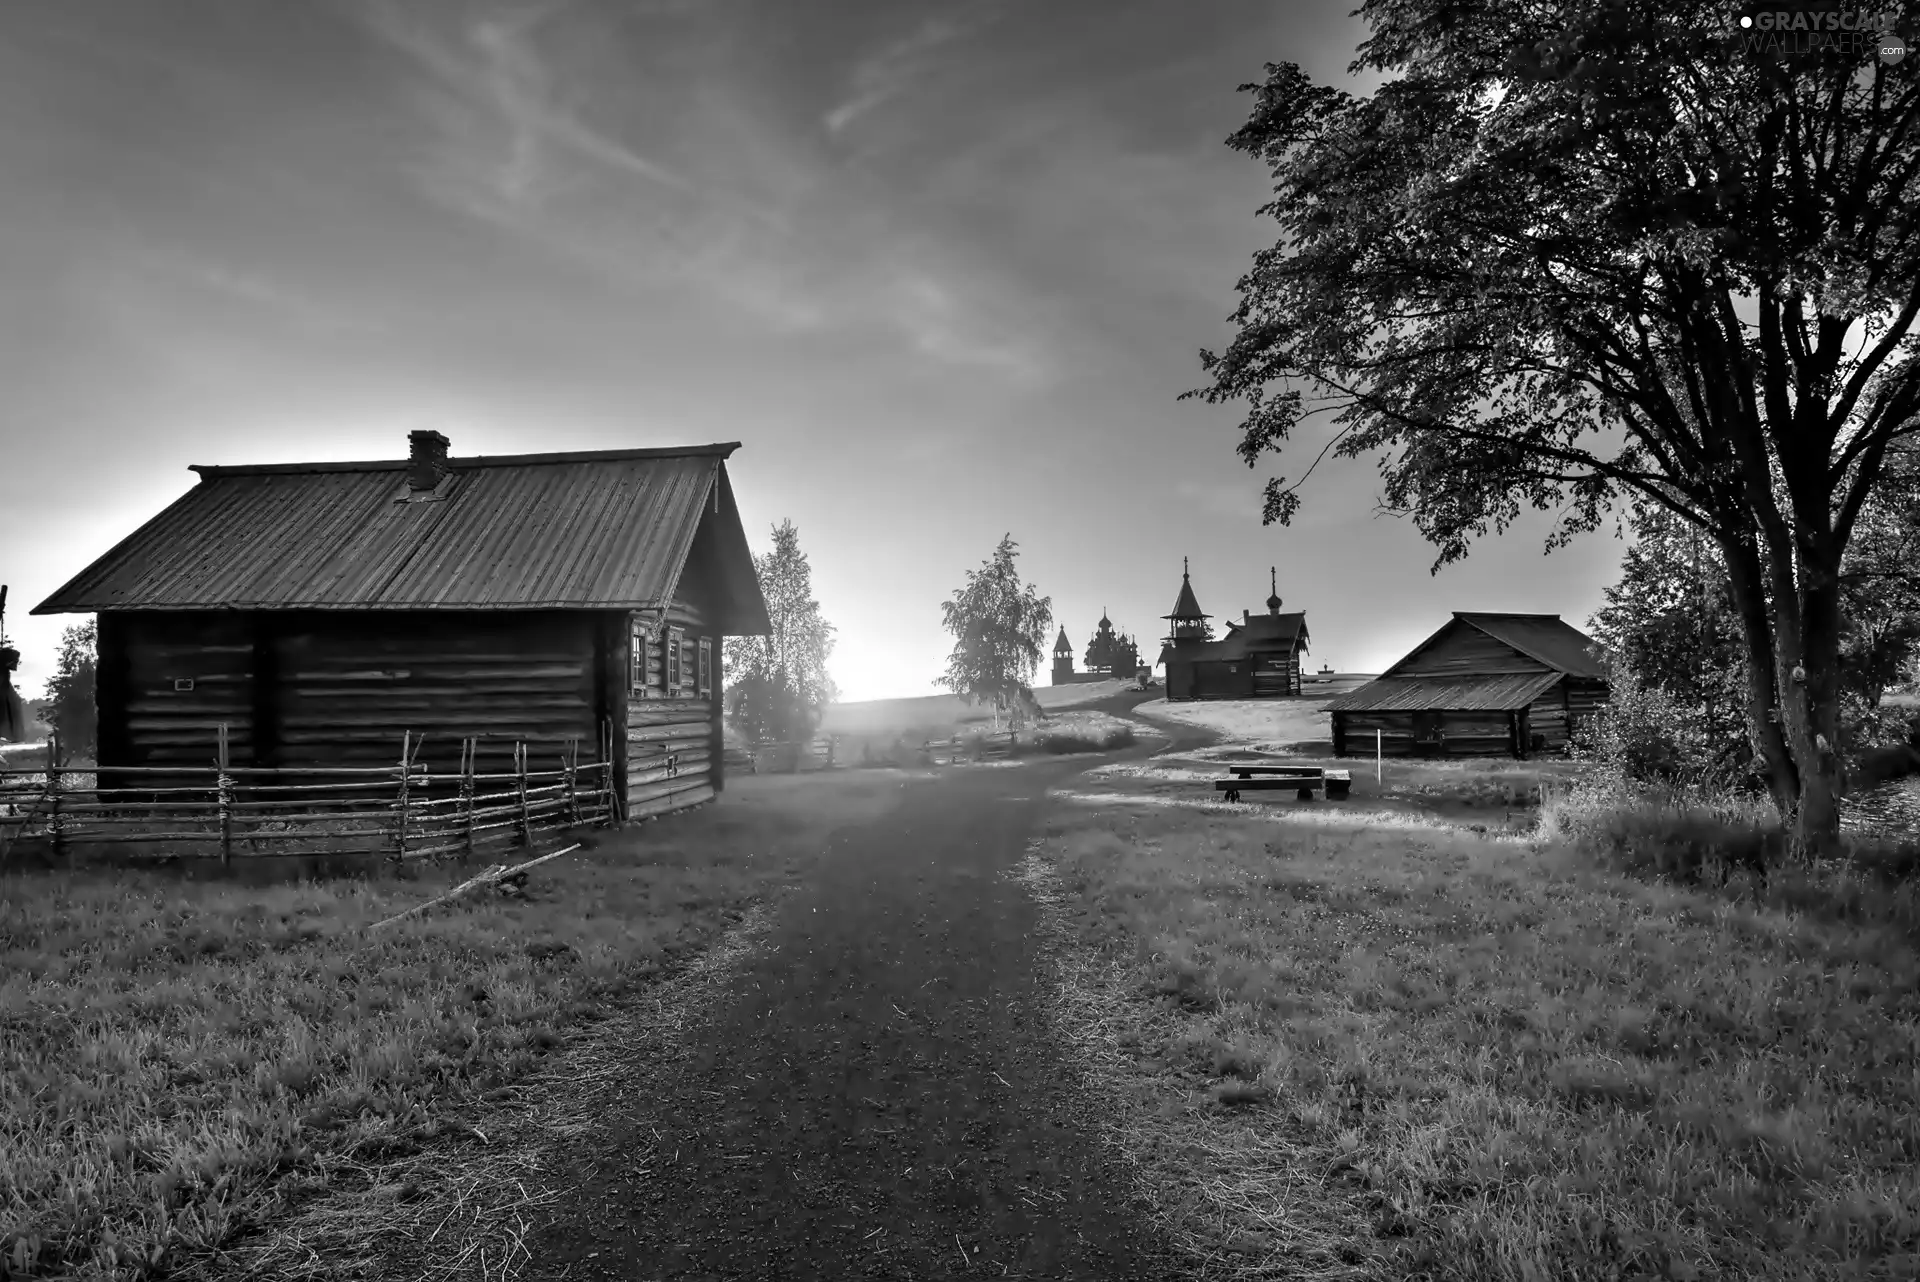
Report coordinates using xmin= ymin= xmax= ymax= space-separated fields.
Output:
xmin=1322 ymin=672 xmax=1564 ymax=713
xmin=35 ymin=443 xmax=771 ymax=633
xmin=1164 ymin=570 xmax=1208 ymax=622
xmin=1454 ymin=613 xmax=1607 ymax=679
xmin=1226 ymin=613 xmax=1309 ymax=645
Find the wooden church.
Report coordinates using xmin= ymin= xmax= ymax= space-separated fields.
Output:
xmin=1157 ymin=561 xmax=1310 ymax=701
xmin=1051 ymin=611 xmax=1142 ymax=685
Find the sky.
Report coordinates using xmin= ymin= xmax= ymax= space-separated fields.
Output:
xmin=0 ymin=0 xmax=1632 ymax=706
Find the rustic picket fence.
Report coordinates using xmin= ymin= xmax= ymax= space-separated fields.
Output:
xmin=0 ymin=726 xmax=619 ymax=867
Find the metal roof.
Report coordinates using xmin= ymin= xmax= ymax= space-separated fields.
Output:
xmin=1454 ymin=613 xmax=1607 ymax=679
xmin=1323 ymin=672 xmax=1565 ymax=713
xmin=35 ymin=443 xmax=770 ymax=629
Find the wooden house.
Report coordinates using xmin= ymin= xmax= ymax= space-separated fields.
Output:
xmin=33 ymin=432 xmax=771 ymax=820
xmin=1324 ymin=613 xmax=1608 ymax=759
xmin=1157 ymin=564 xmax=1310 ymax=700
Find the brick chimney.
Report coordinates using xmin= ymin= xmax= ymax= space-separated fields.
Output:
xmin=408 ymin=430 xmax=450 ymax=492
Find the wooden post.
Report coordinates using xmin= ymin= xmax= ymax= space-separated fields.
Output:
xmin=1376 ymin=728 xmax=1383 ymax=785
xmin=461 ymin=737 xmax=476 ymax=858
xmin=395 ymin=730 xmax=412 ymax=862
xmin=564 ymin=740 xmax=580 ymax=827
xmin=217 ymin=723 xmax=233 ymax=867
xmin=515 ymin=741 xmax=532 ymax=848
xmin=46 ymin=731 xmax=62 ymax=865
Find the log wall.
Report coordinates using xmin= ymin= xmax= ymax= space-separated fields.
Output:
xmin=270 ymin=612 xmax=601 ymax=775
xmin=623 ymin=592 xmax=723 ymax=816
xmin=101 ymin=612 xmax=257 ymax=768
xmin=1332 ymin=709 xmax=1517 ymax=758
xmin=101 ymin=589 xmax=751 ymax=824
xmin=100 ymin=610 xmax=612 ymax=780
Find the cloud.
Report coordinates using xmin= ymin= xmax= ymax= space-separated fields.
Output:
xmin=824 ymin=17 xmax=964 ymax=139
xmin=361 ymin=0 xmax=704 ymax=216
xmin=355 ymin=0 xmax=1066 ymax=381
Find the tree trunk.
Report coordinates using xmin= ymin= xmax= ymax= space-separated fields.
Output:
xmin=1780 ymin=554 xmax=1846 ymax=857
xmin=1719 ymin=532 xmax=1800 ymax=814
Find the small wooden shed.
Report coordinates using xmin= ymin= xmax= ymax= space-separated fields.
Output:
xmin=1325 ymin=613 xmax=1608 ymax=759
xmin=34 ymin=432 xmax=771 ymax=819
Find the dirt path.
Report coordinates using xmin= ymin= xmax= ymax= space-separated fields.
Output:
xmin=523 ymin=696 xmax=1214 ymax=1281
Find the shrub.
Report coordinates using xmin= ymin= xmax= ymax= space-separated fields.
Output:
xmin=1028 ymin=724 xmax=1136 ymax=755
xmin=1578 ymin=798 xmax=1783 ymax=886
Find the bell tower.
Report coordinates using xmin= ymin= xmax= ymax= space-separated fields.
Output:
xmin=1162 ymin=557 xmax=1211 ymax=646
xmin=1051 ymin=626 xmax=1074 ymax=685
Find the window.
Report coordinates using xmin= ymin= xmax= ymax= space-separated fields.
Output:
xmin=666 ymin=627 xmax=684 ymax=695
xmin=697 ymin=637 xmax=713 ymax=697
xmin=630 ymin=621 xmax=650 ymax=695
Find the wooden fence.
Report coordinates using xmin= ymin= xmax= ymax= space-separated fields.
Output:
xmin=0 ymin=727 xmax=618 ymax=866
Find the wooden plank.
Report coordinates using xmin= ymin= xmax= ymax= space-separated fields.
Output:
xmin=626 ymin=781 xmax=715 ymax=821
xmin=627 ymin=774 xmax=712 ymax=812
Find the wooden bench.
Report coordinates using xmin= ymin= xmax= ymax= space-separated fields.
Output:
xmin=1216 ymin=768 xmax=1351 ymax=802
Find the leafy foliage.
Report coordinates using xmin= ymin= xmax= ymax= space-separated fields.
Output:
xmin=38 ymin=621 xmax=96 ymax=763
xmin=1594 ymin=448 xmax=1920 ymax=784
xmin=723 ymin=521 xmax=836 ymax=745
xmin=937 ymin=535 xmax=1054 ymax=719
xmin=1838 ymin=439 xmax=1920 ymax=708
xmin=1188 ymin=1 xmax=1920 ymax=850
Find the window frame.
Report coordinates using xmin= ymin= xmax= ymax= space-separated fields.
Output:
xmin=629 ymin=620 xmax=650 ymax=696
xmin=697 ymin=636 xmax=713 ymax=698
xmin=666 ymin=626 xmax=684 ymax=696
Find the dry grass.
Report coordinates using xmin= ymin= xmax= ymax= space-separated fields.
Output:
xmin=1016 ymin=799 xmax=1920 ymax=1281
xmin=179 ymin=899 xmax=786 ymax=1282
xmin=818 ymin=680 xmax=1140 ymax=741
xmin=0 ymin=771 xmax=902 ymax=1281
xmin=1133 ymin=698 xmax=1336 ymax=748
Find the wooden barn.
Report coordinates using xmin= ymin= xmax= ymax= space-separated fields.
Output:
xmin=33 ymin=432 xmax=771 ymax=820
xmin=1158 ymin=564 xmax=1310 ymax=701
xmin=1325 ymin=613 xmax=1609 ymax=759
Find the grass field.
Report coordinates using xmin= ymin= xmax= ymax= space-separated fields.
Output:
xmin=0 ymin=771 xmax=906 ymax=1281
xmin=1021 ymin=784 xmax=1920 ymax=1281
xmin=817 ymin=679 xmax=1139 ymax=739
xmin=1133 ymin=697 xmax=1338 ymax=750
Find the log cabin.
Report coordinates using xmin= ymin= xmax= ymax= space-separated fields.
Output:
xmin=1325 ymin=613 xmax=1608 ymax=759
xmin=33 ymin=431 xmax=771 ymax=819
xmin=1158 ymin=563 xmax=1310 ymax=700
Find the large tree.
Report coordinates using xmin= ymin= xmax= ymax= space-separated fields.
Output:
xmin=937 ymin=534 xmax=1054 ymax=726
xmin=724 ymin=520 xmax=836 ymax=745
xmin=1188 ymin=1 xmax=1920 ymax=852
